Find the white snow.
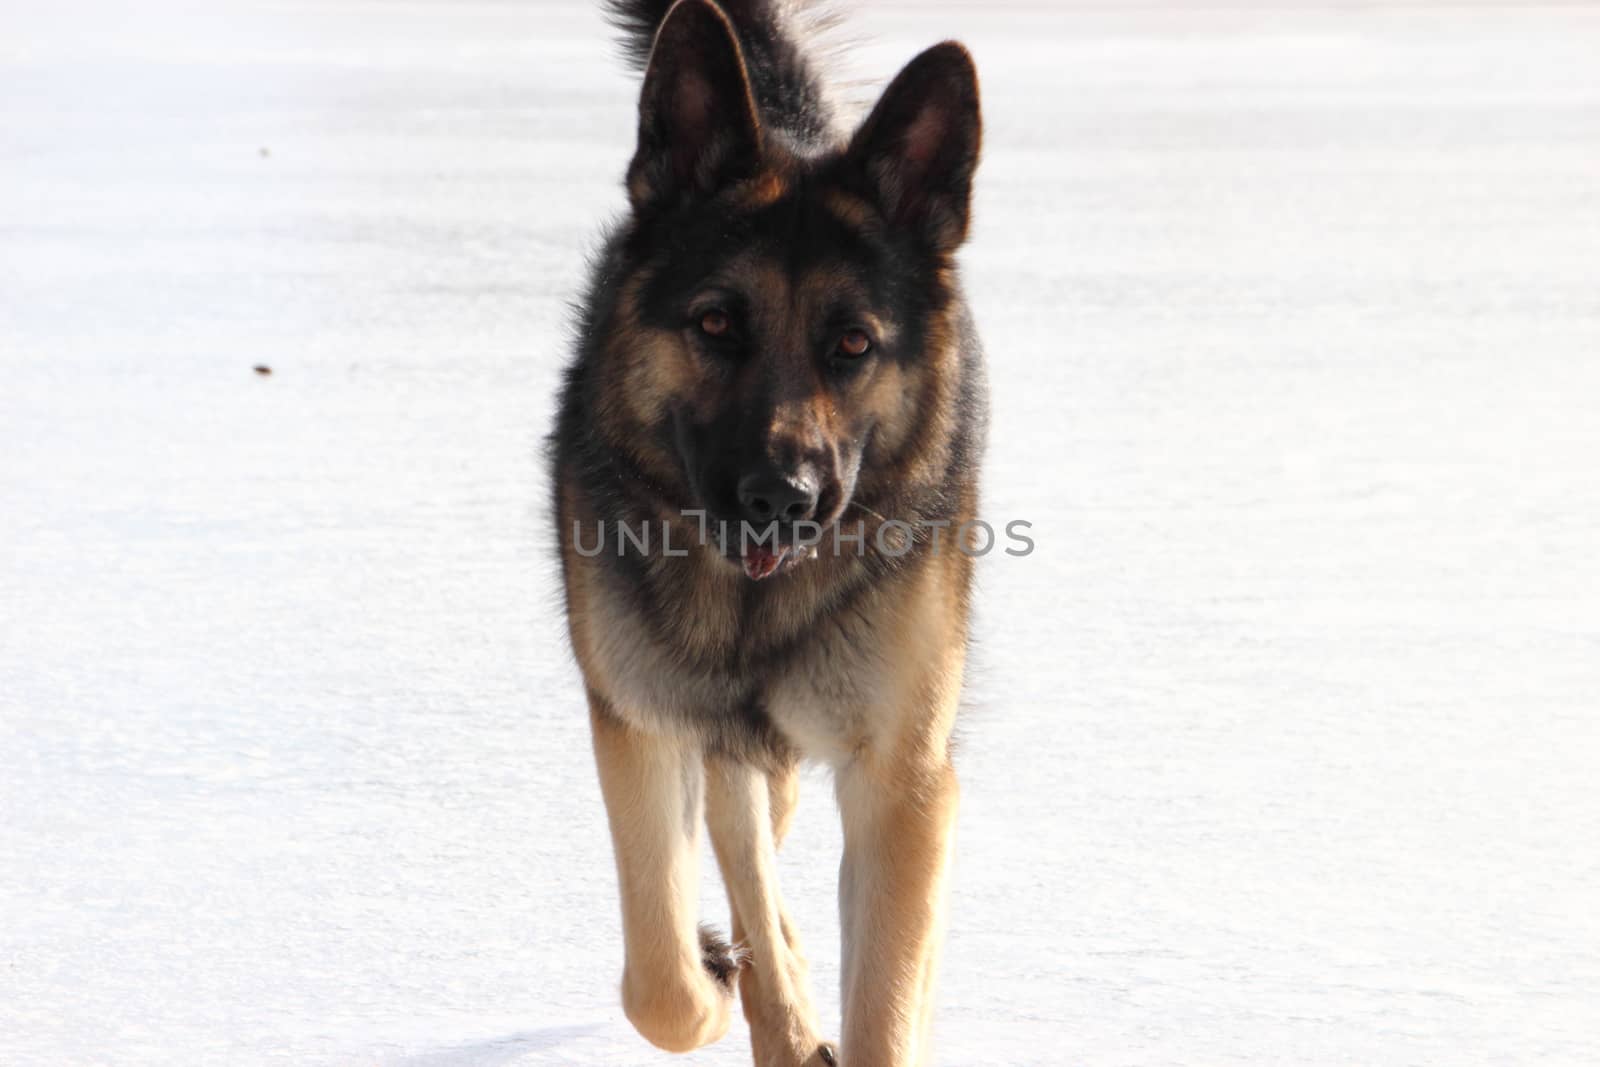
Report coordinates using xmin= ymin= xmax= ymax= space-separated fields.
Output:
xmin=3 ymin=1 xmax=1599 ymax=1064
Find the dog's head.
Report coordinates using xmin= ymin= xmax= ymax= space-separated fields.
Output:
xmin=599 ymin=0 xmax=980 ymax=578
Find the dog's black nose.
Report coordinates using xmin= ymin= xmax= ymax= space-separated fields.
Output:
xmin=737 ymin=471 xmax=819 ymax=525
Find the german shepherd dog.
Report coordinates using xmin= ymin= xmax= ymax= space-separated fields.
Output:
xmin=550 ymin=1 xmax=985 ymax=1062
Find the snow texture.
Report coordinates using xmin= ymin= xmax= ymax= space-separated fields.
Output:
xmin=3 ymin=1 xmax=1599 ymax=1064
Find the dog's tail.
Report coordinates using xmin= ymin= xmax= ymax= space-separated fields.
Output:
xmin=604 ymin=0 xmax=839 ymax=144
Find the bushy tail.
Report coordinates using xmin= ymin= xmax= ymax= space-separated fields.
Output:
xmin=604 ymin=0 xmax=838 ymax=144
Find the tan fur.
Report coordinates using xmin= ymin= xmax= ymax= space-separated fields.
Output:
xmin=821 ymin=189 xmax=879 ymax=233
xmin=588 ymin=695 xmax=734 ymax=1053
xmin=864 ymin=306 xmax=962 ymax=492
xmin=707 ymin=758 xmax=829 ymax=1066
xmin=832 ymin=550 xmax=967 ymax=1062
xmin=735 ymin=168 xmax=791 ymax=209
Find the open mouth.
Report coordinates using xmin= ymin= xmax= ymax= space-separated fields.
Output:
xmin=734 ymin=536 xmax=825 ymax=581
xmin=705 ymin=514 xmax=840 ymax=581
xmin=740 ymin=542 xmax=791 ymax=580
xmin=742 ymin=543 xmax=800 ymax=585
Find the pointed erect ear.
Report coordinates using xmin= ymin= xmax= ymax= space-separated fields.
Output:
xmin=848 ymin=42 xmax=981 ymax=252
xmin=627 ymin=0 xmax=762 ymax=212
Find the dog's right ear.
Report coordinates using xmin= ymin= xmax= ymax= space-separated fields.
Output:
xmin=627 ymin=0 xmax=762 ymax=213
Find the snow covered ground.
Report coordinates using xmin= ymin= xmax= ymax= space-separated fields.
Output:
xmin=3 ymin=1 xmax=1599 ymax=1063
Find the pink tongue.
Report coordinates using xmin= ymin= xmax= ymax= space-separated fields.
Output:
xmin=742 ymin=546 xmax=782 ymax=580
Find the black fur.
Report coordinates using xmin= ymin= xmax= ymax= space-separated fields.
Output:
xmin=605 ymin=0 xmax=835 ymax=144
xmin=697 ymin=922 xmax=743 ymax=990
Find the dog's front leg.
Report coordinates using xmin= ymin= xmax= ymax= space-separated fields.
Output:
xmin=588 ymin=694 xmax=735 ymax=1053
xmin=836 ymin=749 xmax=960 ymax=1066
xmin=706 ymin=756 xmax=835 ymax=1067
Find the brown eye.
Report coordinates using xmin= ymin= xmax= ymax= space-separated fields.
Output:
xmin=699 ymin=309 xmax=730 ymax=337
xmin=838 ymin=328 xmax=872 ymax=358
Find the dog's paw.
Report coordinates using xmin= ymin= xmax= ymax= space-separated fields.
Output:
xmin=697 ymin=923 xmax=747 ymax=992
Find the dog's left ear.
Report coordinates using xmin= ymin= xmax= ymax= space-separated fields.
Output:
xmin=848 ymin=42 xmax=981 ymax=253
xmin=627 ymin=0 xmax=763 ymax=213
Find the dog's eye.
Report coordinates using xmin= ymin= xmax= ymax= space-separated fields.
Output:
xmin=699 ymin=309 xmax=731 ymax=337
xmin=837 ymin=328 xmax=872 ymax=359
